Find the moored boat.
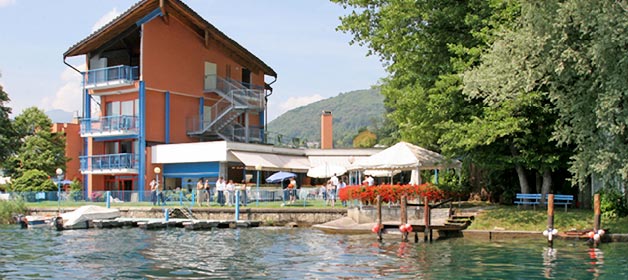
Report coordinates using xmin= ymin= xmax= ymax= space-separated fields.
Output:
xmin=56 ymin=205 xmax=120 ymax=230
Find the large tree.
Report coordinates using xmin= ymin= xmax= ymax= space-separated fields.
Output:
xmin=332 ymin=0 xmax=534 ymax=195
xmin=548 ymin=1 xmax=628 ymax=187
xmin=450 ymin=1 xmax=573 ymax=198
xmin=5 ymin=107 xmax=66 ymax=184
xmin=0 ymin=84 xmax=17 ymax=164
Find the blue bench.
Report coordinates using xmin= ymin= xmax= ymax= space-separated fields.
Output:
xmin=515 ymin=193 xmax=542 ymax=209
xmin=546 ymin=194 xmax=574 ymax=212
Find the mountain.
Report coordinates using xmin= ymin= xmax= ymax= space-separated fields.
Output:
xmin=46 ymin=109 xmax=74 ymax=123
xmin=267 ymin=88 xmax=385 ymax=148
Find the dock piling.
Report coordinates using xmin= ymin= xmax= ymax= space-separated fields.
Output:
xmin=424 ymin=197 xmax=431 ymax=242
xmin=545 ymin=194 xmax=556 ymax=247
xmin=401 ymin=196 xmax=408 ymax=242
xmin=377 ymin=195 xmax=383 ymax=241
xmin=593 ymin=193 xmax=602 ymax=246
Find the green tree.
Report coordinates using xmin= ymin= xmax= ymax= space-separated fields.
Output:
xmin=5 ymin=107 xmax=66 ymax=180
xmin=9 ymin=169 xmax=56 ymax=192
xmin=332 ymin=0 xmax=523 ymax=195
xmin=353 ymin=128 xmax=377 ymax=148
xmin=548 ymin=1 xmax=628 ymax=187
xmin=449 ymin=1 xmax=572 ymax=198
xmin=0 ymin=84 xmax=17 ymax=164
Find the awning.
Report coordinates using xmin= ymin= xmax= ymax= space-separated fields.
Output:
xmin=230 ymin=151 xmax=310 ymax=172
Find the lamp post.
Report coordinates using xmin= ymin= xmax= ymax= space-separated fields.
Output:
xmin=255 ymin=164 xmax=262 ymax=207
xmin=55 ymin=168 xmax=63 ymax=214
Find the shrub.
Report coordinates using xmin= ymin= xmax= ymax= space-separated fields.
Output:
xmin=9 ymin=169 xmax=56 ymax=192
xmin=599 ymin=187 xmax=628 ymax=219
xmin=0 ymin=196 xmax=27 ymax=224
xmin=337 ymin=183 xmax=454 ymax=204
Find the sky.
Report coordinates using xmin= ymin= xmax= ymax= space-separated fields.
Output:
xmin=0 ymin=0 xmax=386 ymax=121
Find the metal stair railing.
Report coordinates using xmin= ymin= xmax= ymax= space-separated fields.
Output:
xmin=188 ymin=75 xmax=265 ymax=140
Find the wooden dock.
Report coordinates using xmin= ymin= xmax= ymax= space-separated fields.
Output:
xmin=91 ymin=218 xmax=261 ymax=230
xmin=376 ymin=196 xmax=475 ymax=242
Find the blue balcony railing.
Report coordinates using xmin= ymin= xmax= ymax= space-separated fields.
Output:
xmin=84 ymin=65 xmax=139 ymax=89
xmin=79 ymin=153 xmax=139 ymax=174
xmin=80 ymin=115 xmax=139 ymax=137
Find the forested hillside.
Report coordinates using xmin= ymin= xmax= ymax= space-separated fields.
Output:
xmin=267 ymin=88 xmax=384 ymax=148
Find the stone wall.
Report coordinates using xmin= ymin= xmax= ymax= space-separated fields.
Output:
xmin=27 ymin=207 xmax=346 ymax=226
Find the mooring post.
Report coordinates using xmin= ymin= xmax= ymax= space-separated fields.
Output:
xmin=164 ymin=208 xmax=169 ymax=222
xmin=235 ymin=188 xmax=240 ymax=221
xmin=106 ymin=191 xmax=111 ymax=208
xmin=424 ymin=196 xmax=430 ymax=242
xmin=593 ymin=193 xmax=601 ymax=246
xmin=377 ymin=195 xmax=383 ymax=241
xmin=179 ymin=191 xmax=184 ymax=206
xmin=401 ymin=195 xmax=408 ymax=242
xmin=547 ymin=194 xmax=555 ymax=247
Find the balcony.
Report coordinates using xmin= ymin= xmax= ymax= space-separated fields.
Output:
xmin=80 ymin=115 xmax=139 ymax=138
xmin=83 ymin=65 xmax=139 ymax=90
xmin=80 ymin=153 xmax=139 ymax=175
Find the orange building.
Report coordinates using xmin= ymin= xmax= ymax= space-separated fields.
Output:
xmin=63 ymin=0 xmax=276 ymax=200
xmin=51 ymin=121 xmax=81 ymax=185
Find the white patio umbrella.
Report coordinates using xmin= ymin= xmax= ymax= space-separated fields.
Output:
xmin=307 ymin=163 xmax=347 ymax=178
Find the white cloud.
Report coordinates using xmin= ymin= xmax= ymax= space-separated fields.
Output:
xmin=42 ymin=64 xmax=86 ymax=114
xmin=268 ymin=94 xmax=324 ymax=121
xmin=92 ymin=8 xmax=120 ymax=32
xmin=0 ymin=0 xmax=15 ymax=8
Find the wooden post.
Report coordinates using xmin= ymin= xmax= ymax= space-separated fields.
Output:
xmin=593 ymin=193 xmax=601 ymax=246
xmin=401 ymin=195 xmax=408 ymax=242
xmin=424 ymin=196 xmax=430 ymax=242
xmin=593 ymin=194 xmax=601 ymax=232
xmin=377 ymin=195 xmax=383 ymax=241
xmin=547 ymin=194 xmax=555 ymax=248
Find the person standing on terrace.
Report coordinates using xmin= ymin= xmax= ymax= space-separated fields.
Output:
xmin=196 ymin=178 xmax=205 ymax=206
xmin=216 ymin=177 xmax=226 ymax=206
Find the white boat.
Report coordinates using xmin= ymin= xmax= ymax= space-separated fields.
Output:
xmin=56 ymin=205 xmax=120 ymax=230
xmin=16 ymin=215 xmax=55 ymax=228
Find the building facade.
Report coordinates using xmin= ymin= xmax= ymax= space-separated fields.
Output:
xmin=64 ymin=0 xmax=276 ymax=200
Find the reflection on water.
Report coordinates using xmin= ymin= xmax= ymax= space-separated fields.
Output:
xmin=1 ymin=225 xmax=628 ymax=279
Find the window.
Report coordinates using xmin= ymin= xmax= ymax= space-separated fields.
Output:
xmin=106 ymin=99 xmax=139 ymax=116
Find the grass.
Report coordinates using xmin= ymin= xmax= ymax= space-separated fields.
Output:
xmin=467 ymin=205 xmax=628 ymax=233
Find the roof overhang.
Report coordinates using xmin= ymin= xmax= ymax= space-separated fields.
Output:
xmin=64 ymin=0 xmax=276 ymax=77
xmin=230 ymin=151 xmax=310 ymax=172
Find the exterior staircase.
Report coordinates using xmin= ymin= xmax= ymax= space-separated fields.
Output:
xmin=187 ymin=75 xmax=265 ymax=142
xmin=168 ymin=208 xmax=197 ymax=220
xmin=444 ymin=214 xmax=474 ymax=229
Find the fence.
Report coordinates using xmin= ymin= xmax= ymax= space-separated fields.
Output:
xmin=2 ymin=187 xmax=347 ymax=208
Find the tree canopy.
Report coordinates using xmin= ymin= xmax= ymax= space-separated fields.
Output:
xmin=4 ymin=107 xmax=66 ymax=191
xmin=0 ymin=84 xmax=16 ymax=164
xmin=332 ymin=0 xmax=628 ymax=198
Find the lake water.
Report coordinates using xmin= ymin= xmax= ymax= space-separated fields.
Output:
xmin=1 ymin=225 xmax=627 ymax=279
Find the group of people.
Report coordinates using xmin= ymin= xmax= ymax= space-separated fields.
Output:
xmin=320 ymin=173 xmax=347 ymax=207
xmin=150 ymin=172 xmax=373 ymax=207
xmin=150 ymin=176 xmax=250 ymax=207
xmin=200 ymin=177 xmax=248 ymax=207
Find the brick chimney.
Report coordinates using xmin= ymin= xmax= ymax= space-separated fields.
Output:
xmin=321 ymin=110 xmax=333 ymax=149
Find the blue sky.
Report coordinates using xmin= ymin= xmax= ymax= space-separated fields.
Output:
xmin=0 ymin=0 xmax=386 ymax=121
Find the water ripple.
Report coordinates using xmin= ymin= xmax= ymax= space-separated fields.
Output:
xmin=2 ymin=225 xmax=628 ymax=279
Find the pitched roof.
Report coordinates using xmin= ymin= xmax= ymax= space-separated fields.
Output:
xmin=64 ymin=0 xmax=276 ymax=77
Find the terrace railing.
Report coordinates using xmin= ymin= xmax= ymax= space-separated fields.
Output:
xmin=83 ymin=65 xmax=139 ymax=89
xmin=79 ymin=153 xmax=139 ymax=174
xmin=80 ymin=115 xmax=139 ymax=137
